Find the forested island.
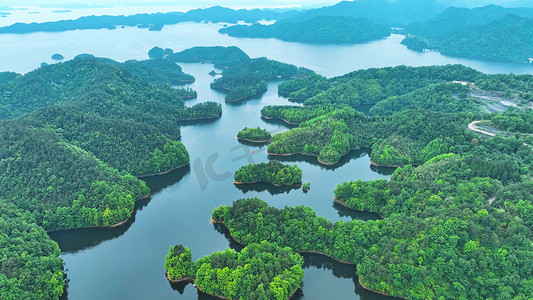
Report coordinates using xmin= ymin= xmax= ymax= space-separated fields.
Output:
xmin=164 ymin=241 xmax=304 ymax=299
xmin=237 ymin=127 xmax=272 ymax=143
xmin=402 ymin=5 xmax=533 ymax=63
xmin=173 ymin=47 xmax=315 ymax=102
xmin=219 ymin=16 xmax=391 ymax=44
xmin=234 ymin=161 xmax=302 ymax=186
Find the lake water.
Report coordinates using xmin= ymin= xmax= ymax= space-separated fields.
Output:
xmin=2 ymin=13 xmax=531 ymax=300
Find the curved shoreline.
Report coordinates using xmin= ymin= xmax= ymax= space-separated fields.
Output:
xmin=45 ymin=193 xmax=151 ymax=233
xmin=267 ymin=151 xmax=336 ymax=166
xmin=236 ymin=136 xmax=272 ymax=144
xmin=358 ymin=279 xmax=407 ymax=299
xmin=225 ymin=90 xmax=266 ymax=103
xmin=261 ymin=114 xmax=300 ymax=126
xmin=333 ymin=198 xmax=384 ymax=219
xmin=178 ymin=115 xmax=221 ymax=122
xmin=234 ymin=180 xmax=301 ymax=188
xmin=210 ymin=218 xmax=401 ymax=299
xmin=136 ymin=163 xmax=189 ymax=178
xmin=369 ymin=159 xmax=404 ymax=168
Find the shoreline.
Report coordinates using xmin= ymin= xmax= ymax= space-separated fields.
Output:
xmin=178 ymin=115 xmax=221 ymax=122
xmin=46 ymin=193 xmax=150 ymax=233
xmin=234 ymin=180 xmax=301 ymax=188
xmin=210 ymin=218 xmax=401 ymax=299
xmin=358 ymin=278 xmax=407 ymax=299
xmin=261 ymin=114 xmax=300 ymax=126
xmin=236 ymin=136 xmax=272 ymax=144
xmin=136 ymin=163 xmax=189 ymax=178
xmin=333 ymin=198 xmax=384 ymax=219
xmin=369 ymin=159 xmax=404 ymax=168
xmin=267 ymin=151 xmax=336 ymax=166
xmin=225 ymin=90 xmax=266 ymax=103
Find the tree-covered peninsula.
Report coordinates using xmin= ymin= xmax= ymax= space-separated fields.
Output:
xmin=268 ymin=64 xmax=533 ymax=166
xmin=237 ymin=127 xmax=272 ymax=142
xmin=164 ymin=241 xmax=304 ymax=300
xmin=234 ymin=161 xmax=302 ymax=186
xmin=219 ymin=16 xmax=390 ymax=44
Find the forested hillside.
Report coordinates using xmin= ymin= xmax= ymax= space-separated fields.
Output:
xmin=402 ymin=6 xmax=533 ymax=63
xmin=0 ymin=200 xmax=65 ymax=300
xmin=268 ymin=64 xmax=533 ymax=165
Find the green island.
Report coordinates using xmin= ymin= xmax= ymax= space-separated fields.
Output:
xmin=219 ymin=16 xmax=390 ymax=44
xmin=208 ymin=53 xmax=314 ymax=102
xmin=167 ymin=46 xmax=250 ymax=68
xmin=234 ymin=161 xmax=302 ymax=186
xmin=51 ymin=53 xmax=64 ymax=60
xmin=176 ymin=101 xmax=222 ymax=121
xmin=237 ymin=127 xmax=272 ymax=143
xmin=164 ymin=241 xmax=304 ymax=300
xmin=402 ymin=5 xmax=533 ymax=63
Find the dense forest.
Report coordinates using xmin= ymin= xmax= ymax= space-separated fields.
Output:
xmin=402 ymin=6 xmax=533 ymax=63
xmin=237 ymin=127 xmax=272 ymax=142
xmin=269 ymin=64 xmax=533 ymax=166
xmin=219 ymin=16 xmax=390 ymax=44
xmin=0 ymin=200 xmax=64 ymax=300
xmin=165 ymin=241 xmax=304 ymax=300
xmin=234 ymin=161 xmax=302 ymax=186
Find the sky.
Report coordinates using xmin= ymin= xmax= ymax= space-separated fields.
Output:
xmin=0 ymin=0 xmax=341 ymax=9
xmin=1 ymin=0 xmax=532 ymax=9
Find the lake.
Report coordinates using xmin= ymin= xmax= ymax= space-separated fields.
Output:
xmin=2 ymin=14 xmax=531 ymax=300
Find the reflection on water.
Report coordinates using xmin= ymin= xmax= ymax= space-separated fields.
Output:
xmin=235 ymin=182 xmax=301 ymax=195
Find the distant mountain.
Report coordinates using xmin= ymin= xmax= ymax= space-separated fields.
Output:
xmin=219 ymin=15 xmax=391 ymax=44
xmin=280 ymin=0 xmax=448 ymax=26
xmin=436 ymin=0 xmax=533 ymax=8
xmin=0 ymin=6 xmax=295 ymax=34
xmin=403 ymin=11 xmax=533 ymax=63
xmin=405 ymin=5 xmax=533 ymax=36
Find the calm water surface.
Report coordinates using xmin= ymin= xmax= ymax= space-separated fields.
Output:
xmin=2 ymin=14 xmax=530 ymax=300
